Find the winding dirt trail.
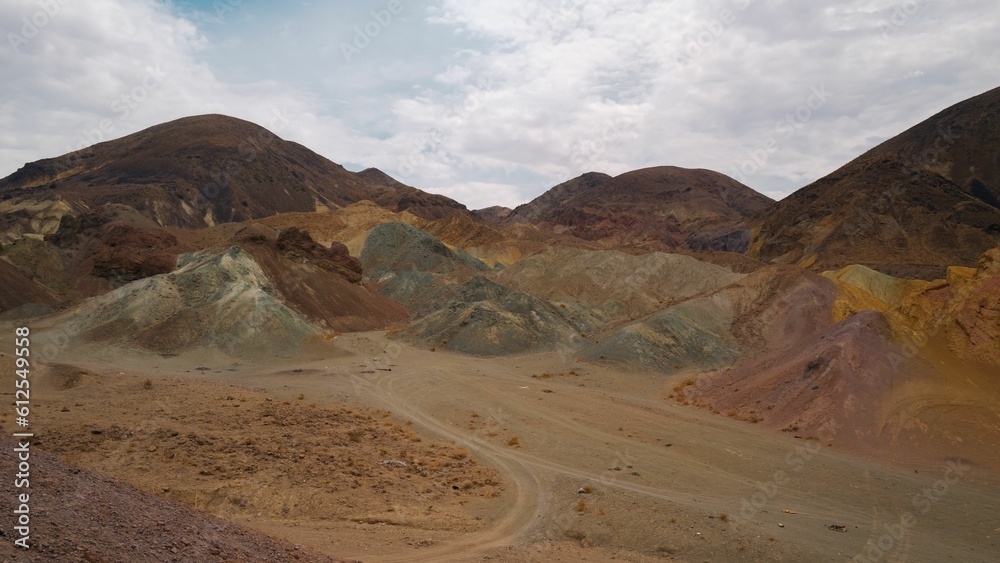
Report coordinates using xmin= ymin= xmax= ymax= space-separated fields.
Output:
xmin=298 ymin=333 xmax=1000 ymax=562
xmin=56 ymin=332 xmax=1000 ymax=562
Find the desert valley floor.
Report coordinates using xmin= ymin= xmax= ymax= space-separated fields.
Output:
xmin=3 ymin=331 xmax=997 ymax=562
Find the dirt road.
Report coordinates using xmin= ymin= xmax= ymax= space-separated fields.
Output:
xmin=37 ymin=332 xmax=1000 ymax=562
xmin=216 ymin=332 xmax=997 ymax=562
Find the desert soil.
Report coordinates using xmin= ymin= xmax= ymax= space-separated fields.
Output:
xmin=2 ymin=331 xmax=999 ymax=562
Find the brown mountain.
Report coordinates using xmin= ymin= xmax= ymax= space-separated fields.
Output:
xmin=505 ymin=171 xmax=612 ymax=225
xmin=471 ymin=205 xmax=514 ymax=223
xmin=504 ymin=167 xmax=773 ymax=250
xmin=749 ymin=86 xmax=1000 ymax=279
xmin=0 ymin=114 xmax=471 ymax=233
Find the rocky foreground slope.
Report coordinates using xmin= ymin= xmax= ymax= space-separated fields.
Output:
xmin=0 ymin=432 xmax=347 ymax=563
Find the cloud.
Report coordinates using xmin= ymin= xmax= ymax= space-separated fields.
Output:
xmin=2 ymin=0 xmax=999 ymax=209
xmin=429 ymin=181 xmax=525 ymax=210
xmin=387 ymin=0 xmax=1000 ymax=199
xmin=0 ymin=0 xmax=362 ymax=182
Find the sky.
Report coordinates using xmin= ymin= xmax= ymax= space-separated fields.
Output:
xmin=1 ymin=1 xmax=999 ymax=210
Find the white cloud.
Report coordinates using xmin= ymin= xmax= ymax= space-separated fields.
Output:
xmin=2 ymin=0 xmax=999 ymax=209
xmin=391 ymin=0 xmax=1000 ymax=200
xmin=428 ymin=181 xmax=525 ymax=210
xmin=0 ymin=0 xmax=361 ymax=181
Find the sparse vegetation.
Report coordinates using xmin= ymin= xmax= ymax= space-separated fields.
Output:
xmin=506 ymin=436 xmax=519 ymax=446
xmin=29 ymin=372 xmax=507 ymax=550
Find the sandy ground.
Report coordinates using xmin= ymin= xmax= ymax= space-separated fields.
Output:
xmin=5 ymin=331 xmax=1000 ymax=562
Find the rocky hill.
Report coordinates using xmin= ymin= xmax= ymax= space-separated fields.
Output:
xmin=504 ymin=167 xmax=773 ymax=250
xmin=749 ymin=86 xmax=1000 ymax=279
xmin=0 ymin=115 xmax=472 ymax=234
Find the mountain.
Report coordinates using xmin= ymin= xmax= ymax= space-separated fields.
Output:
xmin=505 ymin=172 xmax=612 ymax=225
xmin=471 ymin=205 xmax=513 ymax=223
xmin=34 ymin=226 xmax=407 ymax=357
xmin=504 ymin=167 xmax=773 ymax=250
xmin=749 ymin=86 xmax=1000 ymax=279
xmin=0 ymin=115 xmax=471 ymax=234
xmin=686 ymin=245 xmax=1000 ymax=466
